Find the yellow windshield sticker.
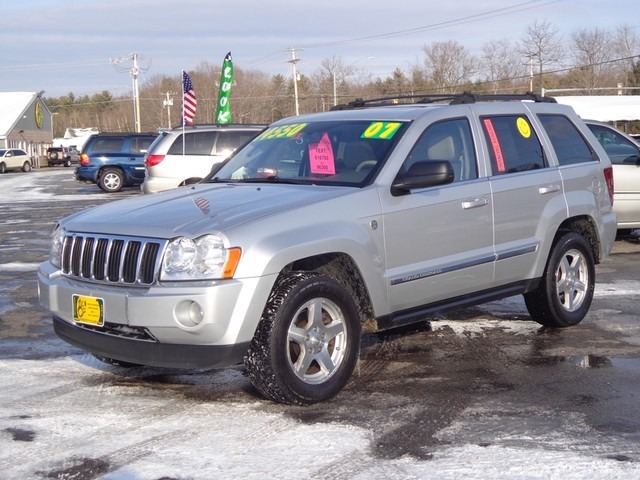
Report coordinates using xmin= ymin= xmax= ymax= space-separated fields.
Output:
xmin=256 ymin=123 xmax=308 ymax=140
xmin=361 ymin=122 xmax=402 ymax=140
xmin=516 ymin=117 xmax=531 ymax=139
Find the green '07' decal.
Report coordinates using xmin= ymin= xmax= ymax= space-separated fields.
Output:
xmin=361 ymin=122 xmax=402 ymax=139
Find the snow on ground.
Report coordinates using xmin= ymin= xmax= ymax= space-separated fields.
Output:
xmin=2 ymin=169 xmax=640 ymax=478
xmin=1 ymin=355 xmax=639 ymax=479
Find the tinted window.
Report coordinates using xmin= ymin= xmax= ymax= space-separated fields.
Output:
xmin=92 ymin=138 xmax=125 ymax=153
xmin=403 ymin=118 xmax=477 ymax=182
xmin=481 ymin=115 xmax=544 ymax=175
xmin=215 ymin=131 xmax=258 ymax=156
xmin=168 ymin=131 xmax=217 ymax=155
xmin=131 ymin=137 xmax=155 ymax=154
xmin=586 ymin=123 xmax=640 ymax=165
xmin=538 ymin=115 xmax=596 ymax=166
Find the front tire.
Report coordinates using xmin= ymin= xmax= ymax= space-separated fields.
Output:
xmin=98 ymin=168 xmax=124 ymax=192
xmin=524 ymin=232 xmax=595 ymax=328
xmin=244 ymin=272 xmax=361 ymax=405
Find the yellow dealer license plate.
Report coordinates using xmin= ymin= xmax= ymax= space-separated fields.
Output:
xmin=72 ymin=295 xmax=104 ymax=326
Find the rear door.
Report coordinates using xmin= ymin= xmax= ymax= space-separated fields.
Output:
xmin=480 ymin=106 xmax=565 ymax=284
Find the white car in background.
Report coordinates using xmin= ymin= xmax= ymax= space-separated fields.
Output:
xmin=141 ymin=124 xmax=264 ymax=194
xmin=585 ymin=120 xmax=640 ymax=231
xmin=0 ymin=148 xmax=32 ymax=173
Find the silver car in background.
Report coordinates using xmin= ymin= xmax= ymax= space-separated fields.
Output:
xmin=585 ymin=120 xmax=640 ymax=231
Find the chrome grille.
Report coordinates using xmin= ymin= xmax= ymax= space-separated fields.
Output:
xmin=61 ymin=234 xmax=165 ymax=285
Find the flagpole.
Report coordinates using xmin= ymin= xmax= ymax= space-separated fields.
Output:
xmin=181 ymin=69 xmax=186 ymax=156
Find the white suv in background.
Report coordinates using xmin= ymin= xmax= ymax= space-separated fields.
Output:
xmin=141 ymin=124 xmax=264 ymax=194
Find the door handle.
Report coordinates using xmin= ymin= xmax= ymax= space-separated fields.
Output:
xmin=538 ymin=185 xmax=560 ymax=195
xmin=462 ymin=198 xmax=489 ymax=209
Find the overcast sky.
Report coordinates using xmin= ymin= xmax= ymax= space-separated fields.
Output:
xmin=1 ymin=0 xmax=639 ymax=98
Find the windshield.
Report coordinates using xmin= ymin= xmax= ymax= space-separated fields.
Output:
xmin=206 ymin=120 xmax=407 ymax=186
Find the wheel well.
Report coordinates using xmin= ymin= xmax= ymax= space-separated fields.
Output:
xmin=179 ymin=177 xmax=202 ymax=186
xmin=99 ymin=166 xmax=124 ymax=177
xmin=285 ymin=253 xmax=376 ymax=332
xmin=556 ymin=216 xmax=601 ymax=263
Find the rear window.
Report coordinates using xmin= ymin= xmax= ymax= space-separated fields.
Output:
xmin=538 ymin=115 xmax=597 ymax=166
xmin=481 ymin=115 xmax=545 ymax=175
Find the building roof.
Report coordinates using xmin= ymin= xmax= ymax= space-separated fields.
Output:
xmin=554 ymin=95 xmax=640 ymax=122
xmin=0 ymin=91 xmax=40 ymax=135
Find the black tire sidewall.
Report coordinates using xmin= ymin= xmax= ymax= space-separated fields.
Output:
xmin=539 ymin=232 xmax=595 ymax=327
xmin=248 ymin=272 xmax=361 ymax=405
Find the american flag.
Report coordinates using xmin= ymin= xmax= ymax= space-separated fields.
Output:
xmin=182 ymin=71 xmax=197 ymax=126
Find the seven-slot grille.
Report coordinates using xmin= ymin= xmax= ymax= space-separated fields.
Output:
xmin=60 ymin=233 xmax=166 ymax=285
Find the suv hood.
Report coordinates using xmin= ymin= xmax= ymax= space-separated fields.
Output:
xmin=60 ymin=182 xmax=353 ymax=238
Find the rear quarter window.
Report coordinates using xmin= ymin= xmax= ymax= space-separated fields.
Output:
xmin=215 ymin=131 xmax=258 ymax=155
xmin=91 ymin=138 xmax=125 ymax=153
xmin=168 ymin=131 xmax=217 ymax=155
xmin=538 ymin=114 xmax=596 ymax=166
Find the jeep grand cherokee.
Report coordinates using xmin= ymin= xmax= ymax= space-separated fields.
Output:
xmin=38 ymin=93 xmax=617 ymax=405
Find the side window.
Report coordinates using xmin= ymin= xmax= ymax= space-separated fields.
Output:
xmin=92 ymin=138 xmax=124 ymax=153
xmin=481 ymin=115 xmax=544 ymax=175
xmin=168 ymin=131 xmax=218 ymax=155
xmin=585 ymin=123 xmax=640 ymax=165
xmin=538 ymin=115 xmax=596 ymax=166
xmin=403 ymin=118 xmax=477 ymax=182
xmin=215 ymin=131 xmax=256 ymax=156
xmin=130 ymin=137 xmax=154 ymax=154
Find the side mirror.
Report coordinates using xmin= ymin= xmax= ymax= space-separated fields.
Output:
xmin=391 ymin=160 xmax=454 ymax=196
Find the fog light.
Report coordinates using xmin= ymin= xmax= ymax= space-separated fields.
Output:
xmin=175 ymin=300 xmax=204 ymax=328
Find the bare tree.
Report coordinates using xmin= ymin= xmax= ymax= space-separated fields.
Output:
xmin=481 ymin=39 xmax=529 ymax=93
xmin=568 ymin=27 xmax=617 ymax=93
xmin=518 ymin=19 xmax=564 ymax=92
xmin=612 ymin=24 xmax=640 ymax=88
xmin=421 ymin=40 xmax=477 ymax=93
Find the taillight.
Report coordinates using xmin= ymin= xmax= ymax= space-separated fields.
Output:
xmin=603 ymin=166 xmax=614 ymax=206
xmin=80 ymin=153 xmax=90 ymax=166
xmin=145 ymin=154 xmax=165 ymax=167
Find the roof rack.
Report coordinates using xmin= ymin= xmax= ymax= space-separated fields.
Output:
xmin=331 ymin=91 xmax=556 ymax=110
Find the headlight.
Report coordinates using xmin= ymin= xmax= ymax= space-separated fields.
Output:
xmin=161 ymin=234 xmax=241 ymax=281
xmin=49 ymin=227 xmax=66 ymax=268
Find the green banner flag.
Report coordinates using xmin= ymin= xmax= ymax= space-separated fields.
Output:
xmin=216 ymin=52 xmax=233 ymax=124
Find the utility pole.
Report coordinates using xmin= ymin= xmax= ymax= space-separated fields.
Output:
xmin=132 ymin=53 xmax=141 ymax=132
xmin=111 ymin=52 xmax=151 ymax=132
xmin=163 ymin=92 xmax=175 ymax=129
xmin=286 ymin=48 xmax=302 ymax=116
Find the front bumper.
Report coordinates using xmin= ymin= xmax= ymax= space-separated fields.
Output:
xmin=52 ymin=316 xmax=249 ymax=368
xmin=38 ymin=261 xmax=274 ymax=369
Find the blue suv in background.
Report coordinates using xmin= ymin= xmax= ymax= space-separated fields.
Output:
xmin=75 ymin=133 xmax=157 ymax=192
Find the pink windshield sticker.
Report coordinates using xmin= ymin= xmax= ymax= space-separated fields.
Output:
xmin=309 ymin=132 xmax=336 ymax=175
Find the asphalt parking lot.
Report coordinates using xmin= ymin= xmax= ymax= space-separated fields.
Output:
xmin=1 ymin=168 xmax=640 ymax=479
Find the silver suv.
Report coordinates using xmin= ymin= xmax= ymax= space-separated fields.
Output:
xmin=38 ymin=93 xmax=617 ymax=405
xmin=141 ymin=124 xmax=264 ymax=194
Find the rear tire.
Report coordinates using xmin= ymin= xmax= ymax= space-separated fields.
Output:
xmin=22 ymin=161 xmax=32 ymax=172
xmin=524 ymin=232 xmax=595 ymax=328
xmin=98 ymin=168 xmax=124 ymax=192
xmin=244 ymin=272 xmax=361 ymax=405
